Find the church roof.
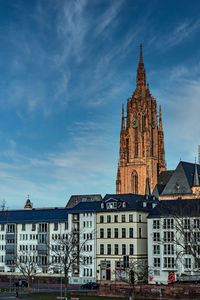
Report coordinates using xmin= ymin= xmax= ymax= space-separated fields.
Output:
xmin=0 ymin=207 xmax=69 ymax=224
xmin=148 ymin=198 xmax=200 ymax=219
xmin=153 ymin=161 xmax=200 ymax=197
xmin=152 ymin=170 xmax=174 ymax=197
xmin=161 ymin=161 xmax=200 ymax=196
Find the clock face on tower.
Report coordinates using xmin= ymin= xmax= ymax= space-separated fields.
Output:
xmin=131 ymin=118 xmax=138 ymax=129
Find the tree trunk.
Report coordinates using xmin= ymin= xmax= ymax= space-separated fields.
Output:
xmin=28 ymin=276 xmax=31 ymax=293
xmin=64 ymin=273 xmax=69 ymax=299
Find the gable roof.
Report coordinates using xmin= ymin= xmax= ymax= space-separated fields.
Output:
xmin=152 ymin=170 xmax=174 ymax=197
xmin=153 ymin=161 xmax=200 ymax=197
xmin=0 ymin=208 xmax=69 ymax=224
xmin=148 ymin=198 xmax=200 ymax=218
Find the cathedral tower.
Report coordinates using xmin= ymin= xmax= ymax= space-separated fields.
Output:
xmin=116 ymin=45 xmax=166 ymax=195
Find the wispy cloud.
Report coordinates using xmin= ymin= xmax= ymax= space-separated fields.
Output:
xmin=158 ymin=19 xmax=200 ymax=49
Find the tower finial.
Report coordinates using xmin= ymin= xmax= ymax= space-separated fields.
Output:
xmin=140 ymin=44 xmax=143 ymax=64
xmin=193 ymin=163 xmax=199 ymax=187
xmin=121 ymin=104 xmax=125 ymax=131
xmin=159 ymin=104 xmax=163 ymax=131
xmin=136 ymin=44 xmax=146 ymax=88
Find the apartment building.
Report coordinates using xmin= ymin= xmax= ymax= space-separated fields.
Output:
xmin=148 ymin=198 xmax=200 ymax=284
xmin=0 ymin=206 xmax=69 ymax=274
xmin=96 ymin=194 xmax=158 ymax=282
xmin=68 ymin=201 xmax=100 ymax=284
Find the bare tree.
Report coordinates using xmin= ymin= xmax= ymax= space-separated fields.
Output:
xmin=15 ymin=249 xmax=42 ymax=292
xmin=50 ymin=231 xmax=89 ymax=298
xmin=115 ymin=258 xmax=150 ymax=299
xmin=157 ymin=199 xmax=200 ymax=280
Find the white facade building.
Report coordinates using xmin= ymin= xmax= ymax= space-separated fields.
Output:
xmin=68 ymin=201 xmax=98 ymax=284
xmin=148 ymin=199 xmax=200 ymax=284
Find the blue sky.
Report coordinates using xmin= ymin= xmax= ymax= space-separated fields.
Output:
xmin=0 ymin=0 xmax=200 ymax=208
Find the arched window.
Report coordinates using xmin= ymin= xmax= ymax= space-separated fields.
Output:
xmin=131 ymin=170 xmax=138 ymax=194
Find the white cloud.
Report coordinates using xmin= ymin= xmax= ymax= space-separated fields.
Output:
xmin=158 ymin=19 xmax=200 ymax=49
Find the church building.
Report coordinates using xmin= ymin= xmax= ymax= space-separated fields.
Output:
xmin=116 ymin=45 xmax=166 ymax=195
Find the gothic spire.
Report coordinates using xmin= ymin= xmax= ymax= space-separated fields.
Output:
xmin=139 ymin=43 xmax=143 ymax=64
xmin=145 ymin=177 xmax=151 ymax=196
xmin=159 ymin=105 xmax=163 ymax=131
xmin=136 ymin=44 xmax=146 ymax=89
xmin=120 ymin=104 xmax=126 ymax=160
xmin=121 ymin=104 xmax=125 ymax=132
xmin=193 ymin=163 xmax=199 ymax=187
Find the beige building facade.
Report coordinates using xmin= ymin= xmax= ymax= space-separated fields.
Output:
xmin=95 ymin=194 xmax=157 ymax=282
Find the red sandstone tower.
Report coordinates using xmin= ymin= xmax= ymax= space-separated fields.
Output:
xmin=116 ymin=45 xmax=166 ymax=195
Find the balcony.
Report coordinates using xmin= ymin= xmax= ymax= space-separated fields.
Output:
xmin=5 ymin=233 xmax=15 ymax=240
xmin=38 ymin=244 xmax=48 ymax=255
xmin=5 ymin=254 xmax=15 ymax=266
xmin=5 ymin=244 xmax=15 ymax=254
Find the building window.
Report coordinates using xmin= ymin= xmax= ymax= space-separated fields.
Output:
xmin=100 ymin=228 xmax=104 ymax=238
xmin=107 ymin=228 xmax=111 ymax=238
xmin=122 ymin=228 xmax=126 ymax=238
xmin=153 ymin=220 xmax=160 ymax=229
xmin=163 ymin=218 xmax=174 ymax=229
xmin=164 ymin=231 xmax=174 ymax=242
xmin=100 ymin=244 xmax=104 ymax=255
xmin=114 ymin=228 xmax=118 ymax=238
xmin=7 ymin=224 xmax=15 ymax=233
xmin=32 ymin=224 xmax=36 ymax=231
xmin=114 ymin=215 xmax=118 ymax=223
xmin=22 ymin=224 xmax=26 ymax=231
xmin=129 ymin=228 xmax=134 ymax=238
xmin=153 ymin=232 xmax=160 ymax=241
xmin=100 ymin=216 xmax=104 ymax=223
xmin=139 ymin=228 xmax=142 ymax=238
xmin=164 ymin=244 xmax=174 ymax=255
xmin=153 ymin=245 xmax=160 ymax=255
xmin=121 ymin=215 xmax=126 ymax=223
xmin=184 ymin=219 xmax=190 ymax=229
xmin=154 ymin=258 xmax=160 ymax=268
xmin=131 ymin=170 xmax=138 ymax=194
xmin=65 ymin=222 xmax=68 ymax=230
xmin=194 ymin=218 xmax=200 ymax=229
xmin=107 ymin=215 xmax=111 ymax=223
xmin=185 ymin=258 xmax=191 ymax=269
xmin=54 ymin=223 xmax=58 ymax=231
xmin=122 ymin=244 xmax=126 ymax=255
xmin=164 ymin=257 xmax=175 ymax=268
xmin=39 ymin=223 xmax=47 ymax=232
xmin=129 ymin=244 xmax=134 ymax=255
xmin=1 ymin=224 xmax=4 ymax=231
xmin=107 ymin=244 xmax=111 ymax=255
xmin=138 ymin=214 xmax=142 ymax=222
xmin=129 ymin=214 xmax=133 ymax=222
xmin=114 ymin=244 xmax=118 ymax=255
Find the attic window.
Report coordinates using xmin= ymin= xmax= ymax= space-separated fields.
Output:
xmin=122 ymin=202 xmax=126 ymax=208
xmin=106 ymin=202 xmax=117 ymax=209
xmin=101 ymin=203 xmax=104 ymax=209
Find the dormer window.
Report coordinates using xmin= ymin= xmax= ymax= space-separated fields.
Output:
xmin=106 ymin=202 xmax=117 ymax=209
xmin=122 ymin=202 xmax=126 ymax=208
xmin=101 ymin=203 xmax=104 ymax=209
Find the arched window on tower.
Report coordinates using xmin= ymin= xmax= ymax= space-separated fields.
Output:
xmin=131 ymin=170 xmax=138 ymax=194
